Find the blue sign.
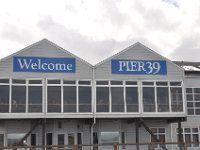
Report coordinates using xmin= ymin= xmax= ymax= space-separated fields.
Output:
xmin=13 ymin=56 xmax=75 ymax=73
xmin=112 ymin=60 xmax=167 ymax=75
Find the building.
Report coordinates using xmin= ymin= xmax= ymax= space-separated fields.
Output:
xmin=0 ymin=39 xmax=199 ymax=149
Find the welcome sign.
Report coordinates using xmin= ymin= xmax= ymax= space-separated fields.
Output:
xmin=112 ymin=59 xmax=167 ymax=75
xmin=13 ymin=56 xmax=75 ymax=73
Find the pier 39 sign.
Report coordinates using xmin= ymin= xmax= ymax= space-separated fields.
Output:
xmin=112 ymin=60 xmax=167 ymax=75
xmin=13 ymin=56 xmax=75 ymax=73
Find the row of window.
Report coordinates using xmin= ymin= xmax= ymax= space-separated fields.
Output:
xmin=1 ymin=128 xmax=198 ymax=148
xmin=0 ymin=79 xmax=184 ymax=113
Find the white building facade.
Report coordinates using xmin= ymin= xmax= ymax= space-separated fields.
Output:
xmin=0 ymin=39 xmax=198 ymax=150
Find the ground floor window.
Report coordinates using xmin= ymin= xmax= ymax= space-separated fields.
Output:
xmin=150 ymin=128 xmax=166 ymax=149
xmin=7 ymin=133 xmax=26 ymax=146
xmin=177 ymin=128 xmax=199 ymax=147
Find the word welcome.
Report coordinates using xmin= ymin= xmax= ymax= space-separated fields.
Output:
xmin=112 ymin=60 xmax=167 ymax=75
xmin=13 ymin=57 xmax=75 ymax=73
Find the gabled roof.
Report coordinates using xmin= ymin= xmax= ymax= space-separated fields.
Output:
xmin=95 ymin=42 xmax=184 ymax=72
xmin=0 ymin=38 xmax=93 ymax=67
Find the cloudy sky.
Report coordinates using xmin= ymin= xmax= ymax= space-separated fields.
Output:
xmin=0 ymin=0 xmax=200 ymax=65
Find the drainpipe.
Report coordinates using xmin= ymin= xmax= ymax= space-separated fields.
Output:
xmin=91 ymin=67 xmax=96 ymax=146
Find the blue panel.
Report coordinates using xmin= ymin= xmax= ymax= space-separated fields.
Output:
xmin=13 ymin=56 xmax=75 ymax=73
xmin=111 ymin=60 xmax=167 ymax=75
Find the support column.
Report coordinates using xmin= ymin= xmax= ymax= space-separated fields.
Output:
xmin=178 ymin=119 xmax=183 ymax=150
xmin=42 ymin=118 xmax=46 ymax=150
xmin=135 ymin=120 xmax=140 ymax=150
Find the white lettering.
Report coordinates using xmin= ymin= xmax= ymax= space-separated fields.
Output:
xmin=119 ymin=61 xmax=126 ymax=71
xmin=17 ymin=58 xmax=32 ymax=69
xmin=31 ymin=63 xmax=38 ymax=70
xmin=56 ymin=64 xmax=67 ymax=70
xmin=48 ymin=63 xmax=55 ymax=70
xmin=41 ymin=63 xmax=48 ymax=70
xmin=67 ymin=64 xmax=72 ymax=70
xmin=138 ymin=61 xmax=145 ymax=71
xmin=130 ymin=61 xmax=137 ymax=71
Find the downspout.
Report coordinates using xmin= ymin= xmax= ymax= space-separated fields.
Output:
xmin=91 ymin=67 xmax=96 ymax=145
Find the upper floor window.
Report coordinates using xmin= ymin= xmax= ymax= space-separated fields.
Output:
xmin=0 ymin=79 xmax=9 ymax=113
xmin=96 ymin=80 xmax=139 ymax=113
xmin=143 ymin=81 xmax=183 ymax=112
xmin=186 ymin=88 xmax=200 ymax=115
xmin=47 ymin=80 xmax=92 ymax=113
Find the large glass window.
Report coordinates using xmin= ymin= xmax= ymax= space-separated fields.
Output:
xmin=186 ymin=88 xmax=200 ymax=115
xmin=28 ymin=86 xmax=42 ymax=112
xmin=68 ymin=133 xmax=75 ymax=145
xmin=157 ymin=82 xmax=169 ymax=112
xmin=96 ymin=87 xmax=109 ymax=112
xmin=171 ymin=82 xmax=183 ymax=112
xmin=47 ymin=86 xmax=61 ymax=112
xmin=143 ymin=83 xmax=155 ymax=112
xmin=111 ymin=87 xmax=124 ymax=112
xmin=79 ymin=86 xmax=91 ymax=112
xmin=126 ymin=87 xmax=138 ymax=112
xmin=0 ymin=85 xmax=9 ymax=112
xmin=12 ymin=85 xmax=26 ymax=112
xmin=64 ymin=86 xmax=76 ymax=112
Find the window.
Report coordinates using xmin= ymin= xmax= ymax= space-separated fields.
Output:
xmin=186 ymin=88 xmax=200 ymax=115
xmin=12 ymin=82 xmax=26 ymax=112
xmin=126 ymin=87 xmax=138 ymax=112
xmin=150 ymin=128 xmax=166 ymax=149
xmin=111 ymin=87 xmax=124 ymax=112
xmin=143 ymin=82 xmax=155 ymax=112
xmin=47 ymin=86 xmax=61 ymax=112
xmin=157 ymin=82 xmax=169 ymax=112
xmin=77 ymin=133 xmax=82 ymax=150
xmin=96 ymin=87 xmax=109 ymax=112
xmin=96 ymin=81 xmax=139 ymax=113
xmin=100 ymin=132 xmax=119 ymax=150
xmin=170 ymin=82 xmax=183 ymax=112
xmin=7 ymin=133 xmax=26 ymax=146
xmin=0 ymin=82 xmax=9 ymax=112
xmin=28 ymin=80 xmax=43 ymax=112
xmin=177 ymin=128 xmax=199 ymax=147
xmin=79 ymin=84 xmax=91 ymax=112
xmin=63 ymin=86 xmax=76 ymax=112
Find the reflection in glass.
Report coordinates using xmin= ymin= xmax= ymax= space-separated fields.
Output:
xmin=12 ymin=86 xmax=26 ymax=112
xmin=47 ymin=86 xmax=61 ymax=112
xmin=126 ymin=87 xmax=138 ymax=112
xmin=0 ymin=85 xmax=9 ymax=112
xmin=96 ymin=87 xmax=109 ymax=112
xmin=101 ymin=132 xmax=119 ymax=150
xmin=157 ymin=87 xmax=169 ymax=112
xmin=101 ymin=132 xmax=119 ymax=144
xmin=79 ymin=86 xmax=91 ymax=112
xmin=111 ymin=87 xmax=124 ymax=112
xmin=7 ymin=133 xmax=26 ymax=146
xmin=28 ymin=86 xmax=42 ymax=112
xmin=64 ymin=86 xmax=76 ymax=112
xmin=143 ymin=87 xmax=155 ymax=112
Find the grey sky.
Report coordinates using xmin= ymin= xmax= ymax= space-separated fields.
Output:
xmin=0 ymin=0 xmax=200 ymax=65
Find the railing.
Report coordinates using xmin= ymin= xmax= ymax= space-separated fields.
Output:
xmin=0 ymin=142 xmax=200 ymax=150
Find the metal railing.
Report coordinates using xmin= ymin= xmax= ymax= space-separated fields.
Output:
xmin=0 ymin=142 xmax=200 ymax=150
